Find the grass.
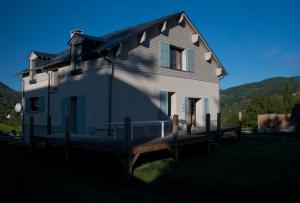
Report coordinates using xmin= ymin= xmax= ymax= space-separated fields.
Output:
xmin=135 ymin=135 xmax=300 ymax=186
xmin=0 ymin=122 xmax=21 ymax=133
xmin=1 ymin=134 xmax=300 ymax=202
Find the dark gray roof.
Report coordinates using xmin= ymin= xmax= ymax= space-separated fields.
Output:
xmin=32 ymin=51 xmax=57 ymax=59
xmin=97 ymin=11 xmax=183 ymax=51
xmin=51 ymin=48 xmax=70 ymax=64
xmin=19 ymin=11 xmax=227 ymax=76
xmin=21 ymin=11 xmax=183 ymax=73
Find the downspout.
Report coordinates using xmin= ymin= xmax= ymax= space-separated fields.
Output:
xmin=218 ymin=74 xmax=225 ymax=116
xmin=45 ymin=71 xmax=51 ymax=134
xmin=98 ymin=51 xmax=114 ymax=132
xmin=21 ymin=78 xmax=25 ymax=140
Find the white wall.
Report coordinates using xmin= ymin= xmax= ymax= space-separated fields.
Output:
xmin=112 ymin=68 xmax=219 ymax=125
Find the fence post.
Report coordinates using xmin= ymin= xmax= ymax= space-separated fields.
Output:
xmin=47 ymin=115 xmax=52 ymax=134
xmin=238 ymin=112 xmax=243 ymax=138
xmin=124 ymin=116 xmax=133 ymax=176
xmin=161 ymin=121 xmax=165 ymax=138
xmin=217 ymin=113 xmax=221 ymax=145
xmin=187 ymin=114 xmax=192 ymax=135
xmin=206 ymin=113 xmax=211 ymax=153
xmin=29 ymin=116 xmax=34 ymax=153
xmin=172 ymin=115 xmax=179 ymax=162
xmin=65 ymin=117 xmax=70 ymax=161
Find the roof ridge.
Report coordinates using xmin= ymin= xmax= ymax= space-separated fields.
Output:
xmin=99 ymin=11 xmax=184 ymax=39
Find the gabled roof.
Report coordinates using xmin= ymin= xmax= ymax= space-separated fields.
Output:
xmin=20 ymin=11 xmax=228 ymax=76
xmin=68 ymin=33 xmax=105 ymax=45
xmin=29 ymin=51 xmax=57 ymax=60
xmin=97 ymin=11 xmax=183 ymax=51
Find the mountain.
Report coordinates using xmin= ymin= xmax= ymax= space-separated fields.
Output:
xmin=0 ymin=82 xmax=21 ymax=122
xmin=221 ymin=76 xmax=300 ymax=112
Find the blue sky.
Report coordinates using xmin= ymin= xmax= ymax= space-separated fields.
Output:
xmin=0 ymin=0 xmax=299 ymax=91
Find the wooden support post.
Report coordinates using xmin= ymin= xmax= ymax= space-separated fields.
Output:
xmin=29 ymin=116 xmax=34 ymax=153
xmin=172 ymin=115 xmax=179 ymax=162
xmin=238 ymin=112 xmax=243 ymax=139
xmin=64 ymin=117 xmax=70 ymax=161
xmin=217 ymin=113 xmax=221 ymax=145
xmin=187 ymin=114 xmax=192 ymax=135
xmin=124 ymin=116 xmax=133 ymax=176
xmin=47 ymin=115 xmax=52 ymax=134
xmin=206 ymin=113 xmax=211 ymax=153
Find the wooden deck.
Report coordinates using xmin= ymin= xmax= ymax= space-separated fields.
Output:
xmin=29 ymin=114 xmax=242 ymax=176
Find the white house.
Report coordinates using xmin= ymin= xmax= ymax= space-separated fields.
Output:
xmin=19 ymin=11 xmax=227 ymax=142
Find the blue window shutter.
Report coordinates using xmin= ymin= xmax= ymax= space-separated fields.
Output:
xmin=204 ymin=98 xmax=209 ymax=115
xmin=160 ymin=42 xmax=170 ymax=68
xmin=184 ymin=97 xmax=190 ymax=119
xmin=25 ymin=98 xmax=30 ymax=112
xmin=159 ymin=91 xmax=168 ymax=119
xmin=188 ymin=49 xmax=195 ymax=72
xmin=39 ymin=97 xmax=44 ymax=112
xmin=76 ymin=95 xmax=86 ymax=134
xmin=61 ymin=97 xmax=69 ymax=129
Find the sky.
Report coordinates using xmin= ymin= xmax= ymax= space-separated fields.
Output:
xmin=0 ymin=0 xmax=299 ymax=91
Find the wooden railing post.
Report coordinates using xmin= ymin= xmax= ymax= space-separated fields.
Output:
xmin=187 ymin=114 xmax=192 ymax=135
xmin=206 ymin=113 xmax=211 ymax=153
xmin=65 ymin=117 xmax=70 ymax=161
xmin=29 ymin=116 xmax=34 ymax=153
xmin=217 ymin=113 xmax=221 ymax=145
xmin=47 ymin=115 xmax=52 ymax=134
xmin=124 ymin=116 xmax=133 ymax=176
xmin=172 ymin=115 xmax=179 ymax=162
xmin=238 ymin=112 xmax=243 ymax=138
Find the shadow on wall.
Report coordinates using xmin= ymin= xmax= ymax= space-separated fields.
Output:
xmin=23 ymin=54 xmax=167 ymax=137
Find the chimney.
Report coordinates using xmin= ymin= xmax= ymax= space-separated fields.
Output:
xmin=70 ymin=29 xmax=83 ymax=38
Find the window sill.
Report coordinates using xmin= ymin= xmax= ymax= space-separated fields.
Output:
xmin=70 ymin=69 xmax=83 ymax=76
xmin=29 ymin=79 xmax=37 ymax=84
xmin=160 ymin=66 xmax=194 ymax=73
xmin=51 ymin=88 xmax=59 ymax=94
xmin=29 ymin=111 xmax=42 ymax=114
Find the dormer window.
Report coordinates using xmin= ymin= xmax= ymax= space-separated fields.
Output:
xmin=72 ymin=43 xmax=82 ymax=70
xmin=70 ymin=43 xmax=83 ymax=75
xmin=29 ymin=69 xmax=36 ymax=84
xmin=28 ymin=53 xmax=37 ymax=84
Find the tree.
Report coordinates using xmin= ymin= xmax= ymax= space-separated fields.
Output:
xmin=283 ymin=80 xmax=294 ymax=113
xmin=243 ymin=94 xmax=283 ymax=128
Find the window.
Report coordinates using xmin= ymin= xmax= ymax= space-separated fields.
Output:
xmin=30 ymin=97 xmax=39 ymax=111
xmin=170 ymin=46 xmax=183 ymax=70
xmin=160 ymin=42 xmax=195 ymax=72
xmin=30 ymin=70 xmax=36 ymax=81
xmin=72 ymin=43 xmax=82 ymax=70
xmin=74 ymin=44 xmax=82 ymax=70
xmin=29 ymin=97 xmax=44 ymax=112
xmin=29 ymin=59 xmax=37 ymax=84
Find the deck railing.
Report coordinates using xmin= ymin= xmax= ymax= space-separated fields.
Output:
xmin=107 ymin=120 xmax=171 ymax=141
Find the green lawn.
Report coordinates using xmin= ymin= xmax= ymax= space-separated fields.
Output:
xmin=135 ymin=135 xmax=300 ymax=186
xmin=0 ymin=122 xmax=21 ymax=133
xmin=1 ymin=134 xmax=300 ymax=202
